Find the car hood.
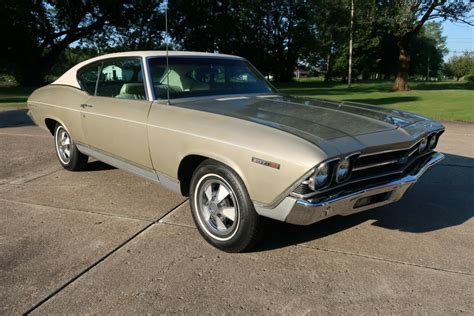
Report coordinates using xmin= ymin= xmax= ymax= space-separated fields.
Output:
xmin=173 ymin=94 xmax=442 ymax=155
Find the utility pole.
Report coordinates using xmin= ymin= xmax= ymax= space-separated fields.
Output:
xmin=348 ymin=0 xmax=354 ymax=88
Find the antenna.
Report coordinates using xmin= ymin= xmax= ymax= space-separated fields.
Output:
xmin=164 ymin=0 xmax=171 ymax=105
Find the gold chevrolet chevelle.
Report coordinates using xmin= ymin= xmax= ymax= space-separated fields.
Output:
xmin=28 ymin=51 xmax=445 ymax=252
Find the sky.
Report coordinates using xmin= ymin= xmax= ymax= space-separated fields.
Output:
xmin=441 ymin=19 xmax=474 ymax=60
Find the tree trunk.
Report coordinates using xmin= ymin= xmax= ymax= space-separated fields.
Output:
xmin=347 ymin=0 xmax=354 ymax=88
xmin=324 ymin=53 xmax=331 ymax=82
xmin=13 ymin=59 xmax=48 ymax=86
xmin=393 ymin=46 xmax=411 ymax=91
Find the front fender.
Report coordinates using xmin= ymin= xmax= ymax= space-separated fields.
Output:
xmin=147 ymin=104 xmax=327 ymax=205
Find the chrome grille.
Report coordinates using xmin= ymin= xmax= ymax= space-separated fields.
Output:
xmin=293 ymin=181 xmax=313 ymax=195
xmin=351 ymin=147 xmax=414 ymax=180
xmin=351 ymin=129 xmax=444 ymax=182
xmin=291 ymin=129 xmax=444 ymax=199
xmin=352 ymin=147 xmax=421 ymax=181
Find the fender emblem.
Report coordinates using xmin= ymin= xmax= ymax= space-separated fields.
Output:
xmin=252 ymin=157 xmax=280 ymax=169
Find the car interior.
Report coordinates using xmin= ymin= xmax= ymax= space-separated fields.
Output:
xmin=96 ymin=60 xmax=146 ymax=100
xmin=149 ymin=57 xmax=271 ymax=99
xmin=77 ymin=57 xmax=272 ymax=101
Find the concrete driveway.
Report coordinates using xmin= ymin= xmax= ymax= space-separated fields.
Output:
xmin=1 ymin=110 xmax=473 ymax=314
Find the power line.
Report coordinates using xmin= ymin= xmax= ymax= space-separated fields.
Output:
xmin=449 ymin=50 xmax=474 ymax=54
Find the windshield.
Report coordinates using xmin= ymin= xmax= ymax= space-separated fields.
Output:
xmin=148 ymin=57 xmax=275 ymax=99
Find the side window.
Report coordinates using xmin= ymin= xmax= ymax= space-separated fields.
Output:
xmin=77 ymin=63 xmax=100 ymax=95
xmin=96 ymin=58 xmax=146 ymax=100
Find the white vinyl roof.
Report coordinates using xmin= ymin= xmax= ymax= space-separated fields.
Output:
xmin=53 ymin=50 xmax=243 ymax=89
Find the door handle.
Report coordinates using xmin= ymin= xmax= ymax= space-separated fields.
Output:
xmin=80 ymin=103 xmax=93 ymax=108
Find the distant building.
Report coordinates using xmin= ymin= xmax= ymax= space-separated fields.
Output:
xmin=294 ymin=68 xmax=310 ymax=79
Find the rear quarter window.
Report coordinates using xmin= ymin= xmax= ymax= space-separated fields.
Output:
xmin=77 ymin=63 xmax=101 ymax=95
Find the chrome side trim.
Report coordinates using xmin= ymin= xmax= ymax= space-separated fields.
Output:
xmin=255 ymin=152 xmax=444 ymax=225
xmin=76 ymin=144 xmax=181 ymax=194
xmin=157 ymin=172 xmax=182 ymax=194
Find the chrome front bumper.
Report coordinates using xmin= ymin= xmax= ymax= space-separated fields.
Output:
xmin=255 ymin=152 xmax=445 ymax=225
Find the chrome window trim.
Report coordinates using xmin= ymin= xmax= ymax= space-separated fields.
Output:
xmin=140 ymin=57 xmax=151 ymax=101
xmin=77 ymin=56 xmax=147 ymax=99
xmin=76 ymin=56 xmax=149 ymax=100
xmin=144 ymin=56 xmax=157 ymax=101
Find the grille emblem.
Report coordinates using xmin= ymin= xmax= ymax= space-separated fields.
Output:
xmin=398 ymin=156 xmax=409 ymax=164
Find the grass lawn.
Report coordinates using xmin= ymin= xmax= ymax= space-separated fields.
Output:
xmin=1 ymin=81 xmax=472 ymax=121
xmin=0 ymin=86 xmax=37 ymax=111
xmin=275 ymin=80 xmax=474 ymax=122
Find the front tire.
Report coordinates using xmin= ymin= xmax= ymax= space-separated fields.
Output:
xmin=54 ymin=123 xmax=88 ymax=171
xmin=190 ymin=160 xmax=263 ymax=252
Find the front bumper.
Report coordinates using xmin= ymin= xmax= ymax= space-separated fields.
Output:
xmin=255 ymin=152 xmax=444 ymax=225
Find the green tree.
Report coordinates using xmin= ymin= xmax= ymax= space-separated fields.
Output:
xmin=300 ymin=0 xmax=349 ymax=81
xmin=0 ymin=0 xmax=127 ymax=85
xmin=444 ymin=52 xmax=474 ymax=80
xmin=378 ymin=0 xmax=472 ymax=91
xmin=409 ymin=22 xmax=447 ymax=79
xmin=168 ymin=0 xmax=316 ymax=81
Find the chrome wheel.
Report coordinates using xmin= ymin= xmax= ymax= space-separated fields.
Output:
xmin=195 ymin=174 xmax=239 ymax=240
xmin=55 ymin=126 xmax=72 ymax=164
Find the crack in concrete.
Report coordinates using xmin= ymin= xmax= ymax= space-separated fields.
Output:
xmin=159 ymin=221 xmax=196 ymax=229
xmin=9 ymin=167 xmax=61 ymax=185
xmin=0 ymin=167 xmax=61 ymax=186
xmin=0 ymin=132 xmax=50 ymax=138
xmin=297 ymin=243 xmax=474 ymax=277
xmin=0 ymin=198 xmax=152 ymax=222
xmin=23 ymin=199 xmax=189 ymax=315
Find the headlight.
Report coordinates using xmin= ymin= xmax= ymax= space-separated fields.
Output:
xmin=310 ymin=163 xmax=329 ymax=189
xmin=418 ymin=138 xmax=428 ymax=153
xmin=429 ymin=135 xmax=437 ymax=149
xmin=336 ymin=158 xmax=351 ymax=182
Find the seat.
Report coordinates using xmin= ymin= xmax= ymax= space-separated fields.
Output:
xmin=116 ymin=83 xmax=146 ymax=100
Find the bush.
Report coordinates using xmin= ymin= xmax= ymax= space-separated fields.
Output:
xmin=464 ymin=73 xmax=474 ymax=82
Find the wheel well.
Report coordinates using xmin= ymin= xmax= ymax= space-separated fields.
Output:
xmin=45 ymin=118 xmax=57 ymax=135
xmin=178 ymin=155 xmax=208 ymax=196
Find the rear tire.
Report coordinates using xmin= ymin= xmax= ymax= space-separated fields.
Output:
xmin=54 ymin=123 xmax=88 ymax=171
xmin=189 ymin=160 xmax=263 ymax=252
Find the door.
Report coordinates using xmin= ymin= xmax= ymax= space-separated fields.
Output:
xmin=79 ymin=57 xmax=153 ymax=169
